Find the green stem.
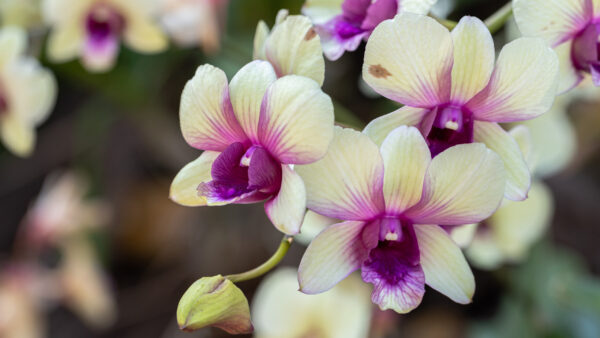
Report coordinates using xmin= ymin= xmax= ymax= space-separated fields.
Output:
xmin=226 ymin=236 xmax=293 ymax=283
xmin=429 ymin=14 xmax=457 ymax=30
xmin=484 ymin=2 xmax=513 ymax=34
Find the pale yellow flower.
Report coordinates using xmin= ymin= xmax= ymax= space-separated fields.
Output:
xmin=43 ymin=0 xmax=168 ymax=72
xmin=0 ymin=267 xmax=44 ymax=338
xmin=0 ymin=0 xmax=43 ymax=29
xmin=252 ymin=268 xmax=372 ymax=338
xmin=0 ymin=26 xmax=56 ymax=157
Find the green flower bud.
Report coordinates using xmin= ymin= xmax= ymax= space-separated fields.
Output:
xmin=177 ymin=275 xmax=253 ymax=334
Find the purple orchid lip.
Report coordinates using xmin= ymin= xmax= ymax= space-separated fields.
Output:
xmin=425 ymin=105 xmax=475 ymax=157
xmin=571 ymin=22 xmax=600 ymax=85
xmin=198 ymin=143 xmax=282 ymax=203
xmin=0 ymin=92 xmax=8 ymax=116
xmin=85 ymin=4 xmax=125 ymax=46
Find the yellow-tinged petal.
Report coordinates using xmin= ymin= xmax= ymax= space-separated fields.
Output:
xmin=0 ymin=113 xmax=34 ymax=157
xmin=46 ymin=22 xmax=85 ymax=63
xmin=473 ymin=121 xmax=531 ymax=201
xmin=177 ymin=275 xmax=253 ymax=334
xmin=405 ymin=143 xmax=505 ymax=225
xmin=399 ymin=0 xmax=439 ymax=15
xmin=299 ymin=220 xmax=373 ymax=294
xmin=123 ymin=15 xmax=168 ymax=53
xmin=464 ymin=231 xmax=504 ymax=270
xmin=414 ymin=224 xmax=475 ymax=304
xmin=554 ymin=40 xmax=584 ymax=94
xmin=258 ymin=75 xmax=333 ymax=164
xmin=180 ymin=64 xmax=247 ymax=151
xmin=295 ymin=127 xmax=384 ymax=220
xmin=0 ymin=26 xmax=26 ymax=67
xmin=263 ymin=15 xmax=325 ymax=85
xmin=450 ymin=16 xmax=495 ymax=104
xmin=295 ymin=210 xmax=339 ymax=245
xmin=512 ymin=0 xmax=591 ymax=46
xmin=170 ymin=151 xmax=220 ymax=206
xmin=363 ymin=13 xmax=453 ymax=107
xmin=467 ymin=37 xmax=559 ymax=122
xmin=449 ymin=223 xmax=477 ymax=248
xmin=252 ymin=21 xmax=269 ymax=60
xmin=491 ymin=180 xmax=553 ymax=262
xmin=363 ymin=106 xmax=429 ymax=147
xmin=380 ymin=126 xmax=431 ymax=214
xmin=264 ymin=165 xmax=306 ymax=235
xmin=228 ymin=60 xmax=276 ymax=142
xmin=508 ymin=125 xmax=535 ymax=172
xmin=302 ymin=0 xmax=343 ymax=24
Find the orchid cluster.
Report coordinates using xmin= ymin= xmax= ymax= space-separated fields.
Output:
xmin=170 ymin=0 xmax=593 ymax=335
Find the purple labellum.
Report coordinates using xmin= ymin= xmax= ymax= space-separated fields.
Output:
xmin=426 ymin=105 xmax=474 ymax=157
xmin=198 ymin=143 xmax=282 ymax=203
xmin=82 ymin=4 xmax=125 ymax=68
xmin=572 ymin=22 xmax=600 ymax=84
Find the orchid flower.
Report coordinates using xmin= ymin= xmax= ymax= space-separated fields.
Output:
xmin=43 ymin=0 xmax=168 ymax=72
xmin=296 ymin=126 xmax=506 ymax=313
xmin=159 ymin=0 xmax=228 ymax=54
xmin=449 ymin=127 xmax=553 ymax=270
xmin=170 ymin=61 xmax=334 ymax=235
xmin=513 ymin=0 xmax=600 ymax=92
xmin=0 ymin=27 xmax=56 ymax=157
xmin=301 ymin=0 xmax=438 ymax=60
xmin=0 ymin=266 xmax=44 ymax=338
xmin=253 ymin=9 xmax=325 ymax=85
xmin=362 ymin=14 xmax=559 ymax=201
xmin=252 ymin=268 xmax=372 ymax=338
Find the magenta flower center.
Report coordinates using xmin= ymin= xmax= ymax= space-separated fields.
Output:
xmin=426 ymin=105 xmax=474 ymax=156
xmin=85 ymin=5 xmax=125 ymax=44
xmin=198 ymin=143 xmax=282 ymax=202
xmin=572 ymin=22 xmax=600 ymax=84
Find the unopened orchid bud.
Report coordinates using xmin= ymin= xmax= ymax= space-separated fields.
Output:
xmin=177 ymin=275 xmax=252 ymax=334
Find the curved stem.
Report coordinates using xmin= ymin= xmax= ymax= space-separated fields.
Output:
xmin=484 ymin=2 xmax=513 ymax=34
xmin=226 ymin=235 xmax=293 ymax=283
xmin=429 ymin=14 xmax=457 ymax=30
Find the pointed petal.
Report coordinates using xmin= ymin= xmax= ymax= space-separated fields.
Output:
xmin=295 ymin=210 xmax=339 ymax=245
xmin=252 ymin=21 xmax=269 ymax=60
xmin=0 ymin=114 xmax=35 ymax=157
xmin=123 ymin=14 xmax=168 ymax=53
xmin=299 ymin=220 xmax=375 ymax=294
xmin=0 ymin=27 xmax=26 ymax=67
xmin=467 ymin=38 xmax=559 ymax=122
xmin=264 ymin=15 xmax=325 ymax=85
xmin=258 ymin=75 xmax=334 ymax=164
xmin=229 ymin=61 xmax=277 ymax=142
xmin=264 ymin=166 xmax=306 ymax=235
xmin=180 ymin=64 xmax=247 ymax=151
xmin=170 ymin=151 xmax=220 ymax=206
xmin=554 ymin=40 xmax=584 ymax=94
xmin=295 ymin=127 xmax=385 ymax=220
xmin=414 ymin=224 xmax=475 ymax=304
xmin=450 ymin=16 xmax=495 ymax=103
xmin=405 ymin=143 xmax=505 ymax=225
xmin=491 ymin=180 xmax=553 ymax=261
xmin=512 ymin=0 xmax=592 ymax=46
xmin=473 ymin=121 xmax=531 ymax=201
xmin=380 ymin=126 xmax=431 ymax=214
xmin=363 ymin=13 xmax=453 ymax=107
xmin=363 ymin=106 xmax=430 ymax=147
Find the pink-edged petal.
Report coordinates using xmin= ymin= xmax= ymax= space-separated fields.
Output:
xmin=229 ymin=60 xmax=277 ymax=142
xmin=405 ymin=143 xmax=505 ymax=225
xmin=295 ymin=127 xmax=385 ymax=220
xmin=298 ymin=220 xmax=376 ymax=294
xmin=170 ymin=151 xmax=220 ymax=206
xmin=363 ymin=13 xmax=453 ymax=107
xmin=263 ymin=14 xmax=325 ymax=85
xmin=554 ymin=40 xmax=584 ymax=94
xmin=258 ymin=75 xmax=334 ymax=164
xmin=414 ymin=224 xmax=475 ymax=304
xmin=363 ymin=106 xmax=430 ymax=147
xmin=180 ymin=64 xmax=247 ymax=151
xmin=450 ymin=16 xmax=495 ymax=104
xmin=467 ymin=38 xmax=559 ymax=122
xmin=473 ymin=121 xmax=531 ymax=201
xmin=264 ymin=165 xmax=306 ymax=235
xmin=513 ymin=0 xmax=592 ymax=46
xmin=380 ymin=126 xmax=431 ymax=214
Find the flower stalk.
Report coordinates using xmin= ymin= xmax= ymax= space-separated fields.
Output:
xmin=226 ymin=235 xmax=293 ymax=283
xmin=430 ymin=1 xmax=513 ymax=34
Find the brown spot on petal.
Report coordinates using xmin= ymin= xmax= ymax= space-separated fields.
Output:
xmin=369 ymin=64 xmax=392 ymax=79
xmin=304 ymin=28 xmax=317 ymax=41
